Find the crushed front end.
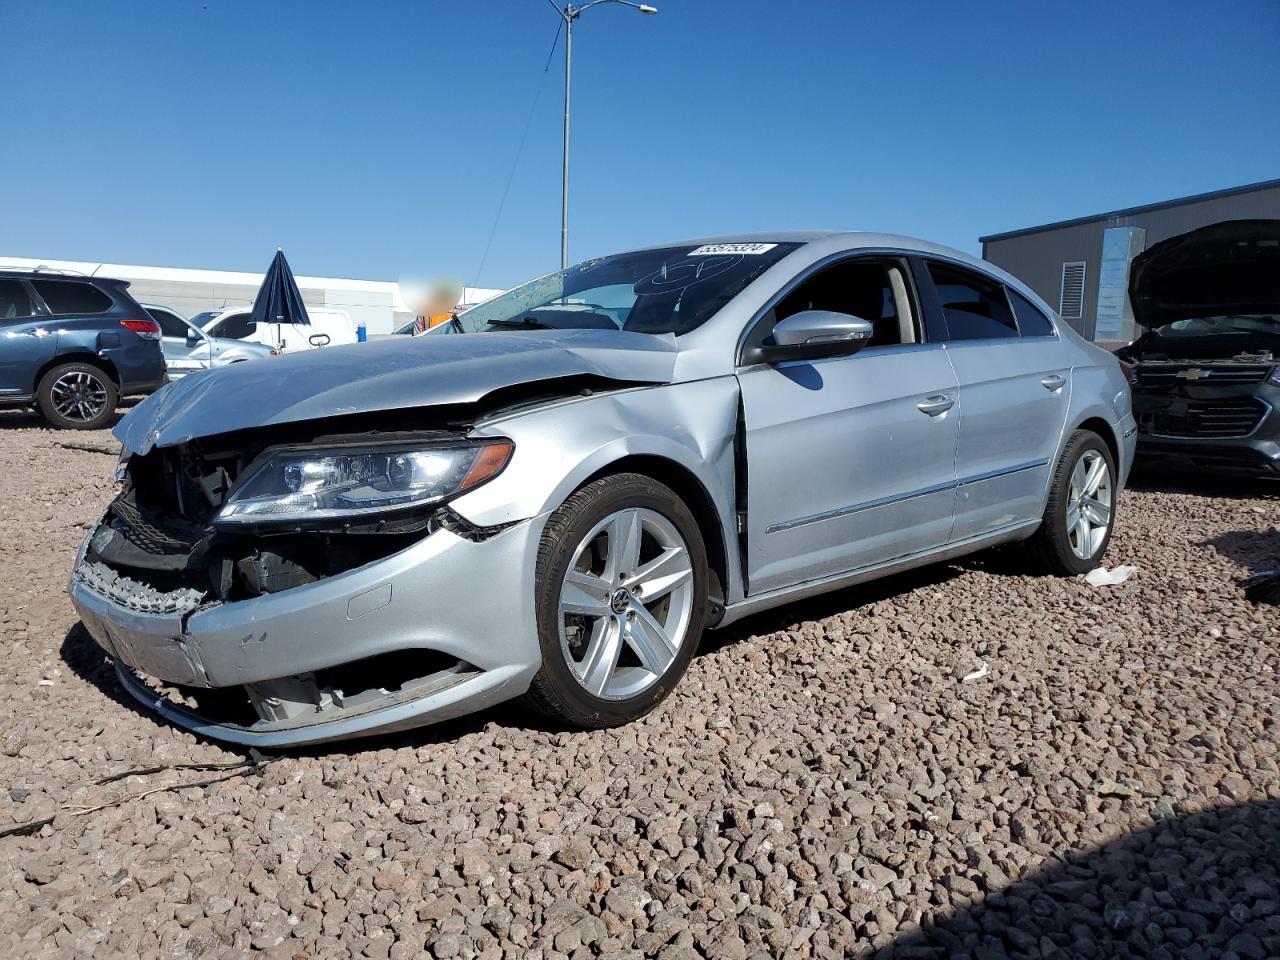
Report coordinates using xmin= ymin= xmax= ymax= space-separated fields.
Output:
xmin=68 ymin=427 xmax=544 ymax=746
xmin=1122 ymin=218 xmax=1280 ymax=475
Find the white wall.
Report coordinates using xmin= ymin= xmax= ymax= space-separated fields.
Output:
xmin=0 ymin=255 xmax=502 ymax=336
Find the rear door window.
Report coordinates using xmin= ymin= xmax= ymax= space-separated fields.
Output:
xmin=1007 ymin=288 xmax=1056 ymax=337
xmin=926 ymin=263 xmax=1018 ymax=341
xmin=31 ymin=279 xmax=113 ymax=315
xmin=0 ymin=279 xmax=36 ymax=320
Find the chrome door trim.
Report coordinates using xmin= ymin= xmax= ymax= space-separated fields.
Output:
xmin=765 ymin=457 xmax=1048 ymax=534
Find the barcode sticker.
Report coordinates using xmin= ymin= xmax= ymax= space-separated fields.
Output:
xmin=687 ymin=243 xmax=777 ymax=256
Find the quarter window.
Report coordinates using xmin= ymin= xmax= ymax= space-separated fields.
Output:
xmin=31 ymin=279 xmax=112 ymax=315
xmin=0 ymin=279 xmax=35 ymax=320
xmin=927 ymin=263 xmax=1018 ymax=341
xmin=1007 ymin=288 xmax=1055 ymax=337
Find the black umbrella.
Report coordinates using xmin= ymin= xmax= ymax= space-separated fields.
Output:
xmin=250 ymin=249 xmax=310 ymax=348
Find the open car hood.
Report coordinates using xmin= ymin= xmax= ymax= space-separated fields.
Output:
xmin=116 ymin=328 xmax=678 ymax=454
xmin=1129 ymin=219 xmax=1280 ymax=330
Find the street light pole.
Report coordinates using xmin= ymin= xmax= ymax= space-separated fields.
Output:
xmin=549 ymin=0 xmax=657 ymax=270
xmin=561 ymin=10 xmax=572 ymax=270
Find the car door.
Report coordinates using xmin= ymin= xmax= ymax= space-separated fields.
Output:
xmin=737 ymin=255 xmax=960 ymax=595
xmin=0 ymin=278 xmax=56 ymax=399
xmin=915 ymin=259 xmax=1070 ymax=541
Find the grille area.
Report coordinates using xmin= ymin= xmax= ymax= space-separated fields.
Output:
xmin=1135 ymin=364 xmax=1274 ymax=386
xmin=1144 ymin=397 xmax=1269 ymax=439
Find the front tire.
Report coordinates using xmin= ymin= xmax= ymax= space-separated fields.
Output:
xmin=35 ymin=362 xmax=119 ymax=430
xmin=1028 ymin=429 xmax=1117 ymax=575
xmin=524 ymin=473 xmax=708 ymax=729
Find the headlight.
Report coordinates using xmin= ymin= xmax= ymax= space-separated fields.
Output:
xmin=215 ymin=439 xmax=513 ymax=525
xmin=1268 ymin=365 xmax=1280 ymax=386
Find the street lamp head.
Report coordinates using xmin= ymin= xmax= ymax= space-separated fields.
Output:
xmin=638 ymin=4 xmax=658 ymax=13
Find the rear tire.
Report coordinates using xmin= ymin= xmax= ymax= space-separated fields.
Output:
xmin=35 ymin=362 xmax=118 ymax=430
xmin=1028 ymin=429 xmax=1117 ymax=575
xmin=524 ymin=473 xmax=708 ymax=729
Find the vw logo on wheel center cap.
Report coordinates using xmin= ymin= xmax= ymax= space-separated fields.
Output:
xmin=610 ymin=588 xmax=631 ymax=614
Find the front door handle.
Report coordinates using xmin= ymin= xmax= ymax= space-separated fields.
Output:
xmin=1041 ymin=374 xmax=1066 ymax=391
xmin=917 ymin=395 xmax=954 ymax=416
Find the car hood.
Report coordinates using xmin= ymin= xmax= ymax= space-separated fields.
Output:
xmin=116 ymin=328 xmax=678 ymax=454
xmin=1129 ymin=219 xmax=1280 ymax=330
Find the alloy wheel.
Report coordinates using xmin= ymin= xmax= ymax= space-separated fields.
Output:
xmin=557 ymin=507 xmax=695 ymax=700
xmin=50 ymin=371 xmax=110 ymax=424
xmin=1066 ymin=449 xmax=1112 ymax=560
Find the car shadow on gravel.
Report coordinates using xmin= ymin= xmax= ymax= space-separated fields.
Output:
xmin=1128 ymin=468 xmax=1280 ymax=501
xmin=889 ymin=799 xmax=1280 ymax=959
xmin=1202 ymin=528 xmax=1280 ymax=576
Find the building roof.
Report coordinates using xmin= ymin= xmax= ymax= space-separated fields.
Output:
xmin=979 ymin=177 xmax=1280 ymax=244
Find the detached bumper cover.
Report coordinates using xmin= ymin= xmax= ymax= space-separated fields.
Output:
xmin=68 ymin=515 xmax=546 ymax=747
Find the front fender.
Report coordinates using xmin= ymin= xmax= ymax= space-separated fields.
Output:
xmin=451 ymin=377 xmax=744 ymax=599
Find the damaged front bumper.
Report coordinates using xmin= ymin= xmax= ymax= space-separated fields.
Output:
xmin=68 ymin=512 xmax=546 ymax=747
xmin=1131 ymin=381 xmax=1280 ymax=475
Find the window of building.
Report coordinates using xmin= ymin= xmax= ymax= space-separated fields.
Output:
xmin=1059 ymin=261 xmax=1086 ymax=321
xmin=927 ymin=262 xmax=1018 ymax=340
xmin=0 ymin=280 xmax=35 ymax=320
xmin=1007 ymin=288 xmax=1056 ymax=336
xmin=31 ymin=279 xmax=113 ymax=315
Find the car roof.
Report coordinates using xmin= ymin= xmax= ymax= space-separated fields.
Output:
xmin=0 ymin=267 xmax=112 ymax=282
xmin=627 ymin=230 xmax=994 ymax=270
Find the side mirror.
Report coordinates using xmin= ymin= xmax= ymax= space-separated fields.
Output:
xmin=185 ymin=325 xmax=207 ymax=348
xmin=747 ymin=310 xmax=875 ymax=364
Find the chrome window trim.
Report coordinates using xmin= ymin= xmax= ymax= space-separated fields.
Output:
xmin=765 ymin=458 xmax=1049 ymax=534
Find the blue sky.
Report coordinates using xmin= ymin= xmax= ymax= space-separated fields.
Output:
xmin=3 ymin=0 xmax=1277 ymax=287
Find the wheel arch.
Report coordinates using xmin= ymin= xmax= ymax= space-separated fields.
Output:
xmin=33 ymin=352 xmax=120 ymax=395
xmin=575 ymin=454 xmax=730 ymax=623
xmin=1073 ymin=415 xmax=1120 ymax=471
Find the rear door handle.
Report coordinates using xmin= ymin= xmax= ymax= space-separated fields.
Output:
xmin=917 ymin=395 xmax=954 ymax=416
xmin=1041 ymin=374 xmax=1066 ymax=391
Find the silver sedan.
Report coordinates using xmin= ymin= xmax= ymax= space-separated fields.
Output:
xmin=70 ymin=233 xmax=1135 ymax=745
xmin=144 ymin=304 xmax=275 ymax=380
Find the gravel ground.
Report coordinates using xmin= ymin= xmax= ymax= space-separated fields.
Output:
xmin=0 ymin=410 xmax=1277 ymax=959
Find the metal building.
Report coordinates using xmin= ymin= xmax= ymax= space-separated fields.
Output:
xmin=980 ymin=178 xmax=1280 ymax=343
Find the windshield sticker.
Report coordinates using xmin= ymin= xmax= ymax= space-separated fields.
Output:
xmin=687 ymin=243 xmax=777 ymax=256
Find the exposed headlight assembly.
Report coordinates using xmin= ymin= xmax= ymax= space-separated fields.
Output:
xmin=215 ymin=439 xmax=513 ymax=525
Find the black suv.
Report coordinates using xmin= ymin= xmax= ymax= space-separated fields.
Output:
xmin=0 ymin=270 xmax=166 ymax=429
xmin=1118 ymin=220 xmax=1280 ymax=475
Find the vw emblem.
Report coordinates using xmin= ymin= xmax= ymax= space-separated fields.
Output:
xmin=610 ymin=588 xmax=631 ymax=614
xmin=1176 ymin=368 xmax=1210 ymax=380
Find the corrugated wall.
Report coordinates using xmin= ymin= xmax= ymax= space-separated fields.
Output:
xmin=983 ymin=184 xmax=1280 ymax=339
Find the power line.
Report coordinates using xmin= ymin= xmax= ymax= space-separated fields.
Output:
xmin=471 ymin=20 xmax=562 ymax=289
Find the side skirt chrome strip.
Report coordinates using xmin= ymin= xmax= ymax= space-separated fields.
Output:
xmin=718 ymin=518 xmax=1041 ymax=628
xmin=765 ymin=458 xmax=1049 ymax=534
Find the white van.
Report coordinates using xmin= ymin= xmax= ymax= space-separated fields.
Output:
xmin=192 ymin=306 xmax=358 ymax=354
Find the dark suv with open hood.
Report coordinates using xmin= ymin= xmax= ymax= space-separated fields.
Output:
xmin=1117 ymin=220 xmax=1280 ymax=475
